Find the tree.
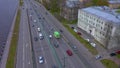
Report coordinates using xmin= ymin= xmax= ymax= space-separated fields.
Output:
xmin=92 ymin=0 xmax=108 ymax=6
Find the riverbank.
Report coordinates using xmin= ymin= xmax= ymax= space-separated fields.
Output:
xmin=0 ymin=4 xmax=19 ymax=68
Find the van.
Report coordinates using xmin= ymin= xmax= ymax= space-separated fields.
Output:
xmin=66 ymin=50 xmax=73 ymax=56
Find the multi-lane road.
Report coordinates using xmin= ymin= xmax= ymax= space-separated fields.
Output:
xmin=16 ymin=0 xmax=105 ymax=68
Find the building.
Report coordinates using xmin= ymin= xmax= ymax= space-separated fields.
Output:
xmin=77 ymin=6 xmax=120 ymax=49
xmin=109 ymin=0 xmax=120 ymax=9
xmin=60 ymin=0 xmax=82 ymax=21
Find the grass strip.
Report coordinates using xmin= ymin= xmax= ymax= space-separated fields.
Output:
xmin=20 ymin=0 xmax=23 ymax=6
xmin=101 ymin=59 xmax=119 ymax=68
xmin=6 ymin=9 xmax=21 ymax=68
xmin=116 ymin=54 xmax=120 ymax=58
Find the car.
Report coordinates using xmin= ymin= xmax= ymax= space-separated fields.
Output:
xmin=86 ymin=39 xmax=90 ymax=42
xmin=116 ymin=50 xmax=120 ymax=54
xmin=39 ymin=33 xmax=44 ymax=40
xmin=33 ymin=20 xmax=37 ymax=23
xmin=59 ymin=29 xmax=63 ymax=32
xmin=32 ymin=25 xmax=34 ymax=27
xmin=34 ymin=37 xmax=38 ymax=41
xmin=66 ymin=49 xmax=73 ymax=56
xmin=77 ymin=32 xmax=81 ymax=35
xmin=54 ymin=43 xmax=59 ymax=48
xmin=110 ymin=53 xmax=116 ymax=56
xmin=72 ymin=46 xmax=77 ymax=51
xmin=39 ymin=56 xmax=44 ymax=64
xmin=90 ymin=43 xmax=96 ymax=48
xmin=49 ymin=35 xmax=52 ymax=39
xmin=95 ymin=55 xmax=102 ymax=60
xmin=37 ymin=28 xmax=41 ymax=32
xmin=71 ymin=27 xmax=74 ymax=29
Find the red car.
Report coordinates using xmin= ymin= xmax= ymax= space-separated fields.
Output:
xmin=77 ymin=32 xmax=81 ymax=35
xmin=116 ymin=50 xmax=120 ymax=54
xmin=66 ymin=50 xmax=73 ymax=56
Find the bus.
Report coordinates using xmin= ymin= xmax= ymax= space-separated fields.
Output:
xmin=54 ymin=31 xmax=60 ymax=39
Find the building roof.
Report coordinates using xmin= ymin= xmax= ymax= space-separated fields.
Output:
xmin=66 ymin=0 xmax=80 ymax=8
xmin=109 ymin=0 xmax=120 ymax=4
xmin=81 ymin=6 xmax=120 ymax=24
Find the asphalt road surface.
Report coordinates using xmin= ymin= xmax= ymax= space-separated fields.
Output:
xmin=16 ymin=0 xmax=105 ymax=68
xmin=15 ymin=2 xmax=33 ymax=68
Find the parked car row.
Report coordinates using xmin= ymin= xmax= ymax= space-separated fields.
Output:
xmin=110 ymin=50 xmax=120 ymax=57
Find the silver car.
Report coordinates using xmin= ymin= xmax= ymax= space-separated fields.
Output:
xmin=39 ymin=56 xmax=44 ymax=64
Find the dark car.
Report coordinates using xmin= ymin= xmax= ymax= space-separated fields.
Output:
xmin=66 ymin=49 xmax=73 ymax=56
xmin=34 ymin=37 xmax=38 ymax=41
xmin=71 ymin=27 xmax=74 ymax=29
xmin=54 ymin=44 xmax=59 ymax=48
xmin=59 ymin=29 xmax=63 ymax=33
xmin=110 ymin=53 xmax=116 ymax=57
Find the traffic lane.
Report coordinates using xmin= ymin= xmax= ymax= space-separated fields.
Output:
xmin=32 ymin=3 xmax=97 ymax=68
xmin=16 ymin=7 xmax=33 ymax=68
xmin=32 ymin=3 xmax=86 ymax=68
xmin=57 ymin=38 xmax=86 ymax=68
xmin=16 ymin=8 xmax=24 ymax=68
xmin=23 ymin=7 xmax=33 ymax=68
xmin=29 ymin=9 xmax=57 ymax=68
xmin=30 ymin=1 xmax=101 ymax=68
xmin=33 ymin=5 xmax=89 ymax=68
xmin=55 ymin=37 xmax=86 ymax=68
xmin=35 ymin=4 xmax=101 ymax=68
xmin=29 ymin=17 xmax=46 ymax=68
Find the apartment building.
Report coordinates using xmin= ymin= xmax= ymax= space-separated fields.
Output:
xmin=109 ymin=0 xmax=120 ymax=9
xmin=77 ymin=6 xmax=120 ymax=49
xmin=60 ymin=0 xmax=81 ymax=21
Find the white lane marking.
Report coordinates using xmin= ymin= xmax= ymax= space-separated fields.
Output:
xmin=22 ymin=9 xmax=25 ymax=68
xmin=23 ymin=44 xmax=25 ymax=68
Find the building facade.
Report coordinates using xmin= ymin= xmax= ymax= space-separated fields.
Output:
xmin=109 ymin=0 xmax=120 ymax=9
xmin=60 ymin=0 xmax=83 ymax=21
xmin=77 ymin=6 xmax=120 ymax=49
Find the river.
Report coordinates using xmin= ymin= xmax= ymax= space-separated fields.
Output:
xmin=0 ymin=0 xmax=19 ymax=45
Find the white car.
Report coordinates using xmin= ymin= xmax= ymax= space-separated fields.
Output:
xmin=33 ymin=20 xmax=37 ymax=23
xmin=49 ymin=35 xmax=52 ymax=39
xmin=39 ymin=33 xmax=44 ymax=40
xmin=90 ymin=43 xmax=96 ymax=48
xmin=37 ymin=28 xmax=41 ymax=32
xmin=86 ymin=39 xmax=90 ymax=42
xmin=95 ymin=55 xmax=102 ymax=60
xmin=39 ymin=56 xmax=44 ymax=64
